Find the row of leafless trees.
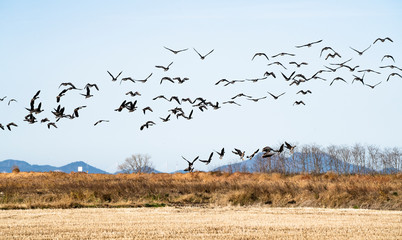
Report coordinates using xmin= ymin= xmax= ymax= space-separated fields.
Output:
xmin=227 ymin=144 xmax=401 ymax=174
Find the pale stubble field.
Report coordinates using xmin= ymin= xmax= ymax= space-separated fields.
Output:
xmin=0 ymin=207 xmax=401 ymax=239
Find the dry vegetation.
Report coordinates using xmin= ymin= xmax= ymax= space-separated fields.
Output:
xmin=0 ymin=172 xmax=401 ymax=210
xmin=1 ymin=207 xmax=401 ymax=239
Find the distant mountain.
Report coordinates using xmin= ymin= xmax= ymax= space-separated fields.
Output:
xmin=0 ymin=159 xmax=109 ymax=174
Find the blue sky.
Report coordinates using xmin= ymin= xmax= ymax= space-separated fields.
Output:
xmin=0 ymin=1 xmax=401 ymax=173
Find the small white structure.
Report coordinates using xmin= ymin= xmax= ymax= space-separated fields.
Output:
xmin=78 ymin=166 xmax=83 ymax=172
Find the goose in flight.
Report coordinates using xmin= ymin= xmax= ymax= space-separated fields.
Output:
xmin=0 ymin=123 xmax=4 ymax=130
xmin=155 ymin=62 xmax=173 ymax=71
xmin=357 ymin=69 xmax=381 ymax=74
xmin=341 ymin=65 xmax=360 ymax=72
xmin=126 ymin=91 xmax=141 ymax=97
xmin=153 ymin=95 xmax=168 ymax=101
xmin=8 ymin=99 xmax=17 ymax=105
xmin=381 ymin=55 xmax=395 ymax=62
xmin=350 ymin=45 xmax=371 ymax=55
xmin=73 ymin=106 xmax=87 ymax=117
xmin=252 ymin=52 xmax=269 ymax=61
xmin=140 ymin=121 xmax=155 ymax=131
xmin=182 ymin=156 xmax=199 ymax=172
xmin=264 ymin=71 xmax=276 ymax=78
xmin=59 ymin=82 xmax=81 ymax=89
xmin=232 ymin=148 xmax=245 ymax=160
xmin=295 ymin=39 xmax=322 ymax=48
xmin=271 ymin=52 xmax=295 ymax=58
xmin=387 ymin=72 xmax=402 ymax=81
xmin=222 ymin=100 xmax=241 ymax=106
xmin=297 ymin=90 xmax=312 ymax=95
xmin=164 ymin=46 xmax=188 ymax=54
xmin=364 ymin=82 xmax=381 ymax=89
xmin=246 ymin=149 xmax=259 ymax=159
xmin=267 ymin=61 xmax=287 ymax=70
xmin=289 ymin=62 xmax=308 ymax=68
xmin=320 ymin=46 xmax=336 ymax=57
xmin=94 ymin=120 xmax=109 ymax=126
xmin=352 ymin=74 xmax=365 ymax=85
xmin=274 ymin=144 xmax=285 ymax=153
xmin=246 ymin=76 xmax=267 ymax=82
xmin=160 ymin=77 xmax=174 ymax=84
xmin=199 ymin=152 xmax=214 ymax=165
xmin=107 ymin=71 xmax=122 ymax=81
xmin=173 ymin=77 xmax=190 ymax=84
xmin=215 ymin=79 xmax=230 ymax=85
xmin=262 ymin=152 xmax=275 ymax=158
xmin=223 ymin=79 xmax=245 ymax=86
xmin=142 ymin=106 xmax=153 ymax=114
xmin=80 ymin=86 xmax=94 ymax=98
xmin=160 ymin=114 xmax=171 ymax=122
xmin=120 ymin=77 xmax=136 ymax=84
xmin=330 ymin=77 xmax=347 ymax=86
xmin=325 ymin=52 xmax=341 ymax=60
xmin=193 ymin=48 xmax=214 ymax=60
xmin=6 ymin=122 xmax=18 ymax=131
xmin=379 ymin=65 xmax=402 ymax=71
xmin=56 ymin=88 xmax=71 ymax=103
xmin=169 ymin=96 xmax=181 ymax=105
xmin=115 ymin=100 xmax=127 ymax=112
xmin=247 ymin=96 xmax=267 ymax=102
xmin=293 ymin=101 xmax=305 ymax=106
xmin=373 ymin=37 xmax=393 ymax=44
xmin=135 ymin=73 xmax=153 ymax=83
xmin=281 ymin=71 xmax=295 ymax=81
xmin=262 ymin=146 xmax=275 ymax=153
xmin=126 ymin=101 xmax=138 ymax=112
xmin=0 ymin=96 xmax=6 ymax=101
xmin=285 ymin=141 xmax=296 ymax=153
xmin=47 ymin=122 xmax=57 ymax=129
xmin=40 ymin=118 xmax=50 ymax=123
xmin=215 ymin=148 xmax=225 ymax=159
xmin=267 ymin=92 xmax=285 ymax=100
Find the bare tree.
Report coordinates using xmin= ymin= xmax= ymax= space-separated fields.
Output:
xmin=339 ymin=146 xmax=352 ymax=174
xmin=327 ymin=145 xmax=341 ymax=173
xmin=367 ymin=145 xmax=380 ymax=174
xmin=351 ymin=143 xmax=366 ymax=174
xmin=310 ymin=144 xmax=324 ymax=174
xmin=118 ymin=154 xmax=154 ymax=173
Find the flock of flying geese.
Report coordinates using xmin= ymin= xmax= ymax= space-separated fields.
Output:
xmin=1 ymin=37 xmax=401 ymax=171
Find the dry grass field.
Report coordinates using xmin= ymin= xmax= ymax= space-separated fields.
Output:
xmin=0 ymin=207 xmax=401 ymax=239
xmin=0 ymin=172 xmax=401 ymax=210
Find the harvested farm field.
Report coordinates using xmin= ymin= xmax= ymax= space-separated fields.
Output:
xmin=0 ymin=207 xmax=401 ymax=239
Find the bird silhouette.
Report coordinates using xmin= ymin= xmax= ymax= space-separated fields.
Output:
xmin=47 ymin=122 xmax=57 ymax=129
xmin=264 ymin=71 xmax=276 ymax=78
xmin=281 ymin=71 xmax=295 ymax=81
xmin=155 ymin=62 xmax=173 ymax=71
xmin=142 ymin=106 xmax=153 ymax=114
xmin=373 ymin=37 xmax=393 ymax=44
xmin=215 ymin=148 xmax=225 ymax=159
xmin=350 ymin=45 xmax=371 ymax=55
xmin=267 ymin=62 xmax=287 ymax=69
xmin=381 ymin=55 xmax=395 ymax=62
xmin=252 ymin=52 xmax=269 ymax=61
xmin=330 ymin=77 xmax=347 ymax=86
xmin=285 ymin=141 xmax=296 ymax=153
xmin=199 ymin=152 xmax=214 ymax=165
xmin=193 ymin=48 xmax=214 ymax=60
xmin=140 ymin=121 xmax=155 ymax=131
xmin=8 ymin=99 xmax=17 ymax=105
xmin=325 ymin=52 xmax=341 ymax=60
xmin=107 ymin=71 xmax=122 ymax=81
xmin=94 ymin=120 xmax=109 ymax=126
xmin=267 ymin=92 xmax=285 ymax=100
xmin=232 ymin=148 xmax=245 ymax=160
xmin=364 ymin=82 xmax=381 ymax=89
xmin=160 ymin=114 xmax=171 ymax=122
xmin=271 ymin=52 xmax=295 ymax=58
xmin=6 ymin=122 xmax=18 ymax=131
xmin=297 ymin=90 xmax=312 ymax=95
xmin=73 ymin=106 xmax=86 ymax=117
xmin=289 ymin=62 xmax=308 ymax=68
xmin=320 ymin=46 xmax=336 ymax=57
xmin=387 ymin=73 xmax=402 ymax=81
xmin=246 ymin=149 xmax=259 ymax=159
xmin=160 ymin=77 xmax=174 ymax=84
xmin=293 ymin=101 xmax=305 ymax=106
xmin=135 ymin=73 xmax=153 ymax=83
xmin=295 ymin=39 xmax=322 ymax=48
xmin=164 ymin=46 xmax=188 ymax=54
xmin=182 ymin=156 xmax=199 ymax=172
xmin=126 ymin=91 xmax=141 ymax=97
xmin=0 ymin=96 xmax=6 ymax=101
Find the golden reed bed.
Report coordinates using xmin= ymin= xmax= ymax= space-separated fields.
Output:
xmin=0 ymin=172 xmax=400 ymax=210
